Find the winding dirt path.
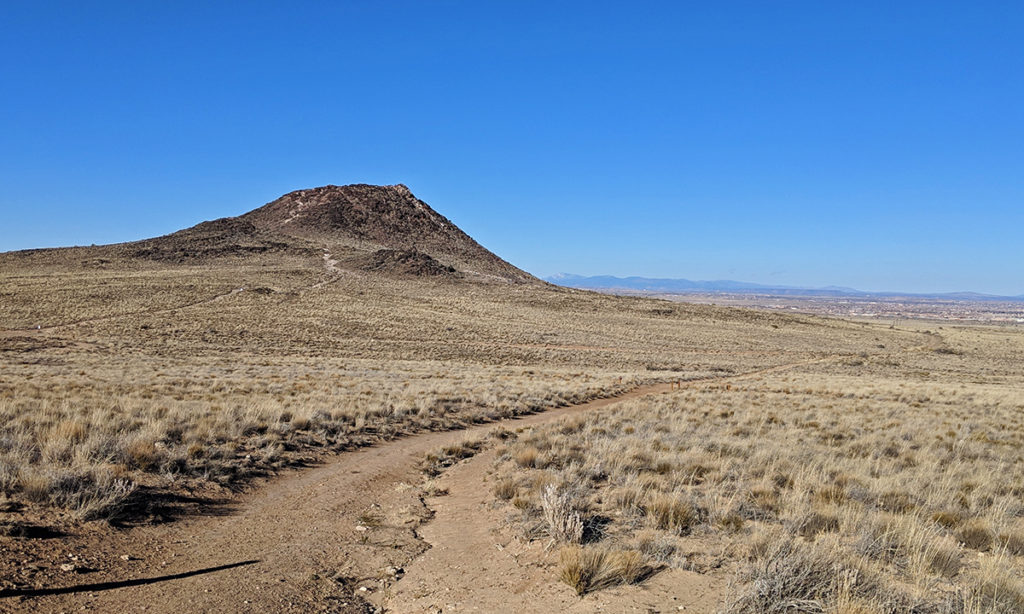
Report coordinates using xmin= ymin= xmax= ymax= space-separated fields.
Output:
xmin=3 ymin=358 xmax=846 ymax=614
xmin=5 ymin=385 xmax=675 ymax=614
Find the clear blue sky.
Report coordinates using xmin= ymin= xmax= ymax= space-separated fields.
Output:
xmin=2 ymin=2 xmax=1021 ymax=294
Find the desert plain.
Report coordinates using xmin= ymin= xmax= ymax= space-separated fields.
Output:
xmin=1 ymin=185 xmax=1022 ymax=613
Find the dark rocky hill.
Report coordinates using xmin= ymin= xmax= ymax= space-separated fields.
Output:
xmin=3 ymin=184 xmax=536 ymax=283
xmin=241 ymin=184 xmax=535 ymax=282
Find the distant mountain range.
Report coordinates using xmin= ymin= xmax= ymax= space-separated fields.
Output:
xmin=545 ymin=274 xmax=1024 ymax=302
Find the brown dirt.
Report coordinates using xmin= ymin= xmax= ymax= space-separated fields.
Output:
xmin=0 ymin=384 xmax=674 ymax=614
xmin=383 ymin=447 xmax=727 ymax=614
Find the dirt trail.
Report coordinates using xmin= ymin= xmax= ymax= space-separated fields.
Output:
xmin=311 ymin=249 xmax=344 ymax=289
xmin=6 ymin=385 xmax=675 ymax=614
xmin=380 ymin=358 xmax=858 ymax=613
xmin=384 ymin=448 xmax=728 ymax=614
xmin=3 ymin=361 xmax=837 ymax=613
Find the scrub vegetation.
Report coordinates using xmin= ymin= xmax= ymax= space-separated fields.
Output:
xmin=0 ymin=237 xmax=899 ymax=527
xmin=3 ymin=185 xmax=1020 ymax=612
xmin=486 ymin=324 xmax=1024 ymax=611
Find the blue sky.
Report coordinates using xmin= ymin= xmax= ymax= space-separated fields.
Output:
xmin=2 ymin=2 xmax=1021 ymax=294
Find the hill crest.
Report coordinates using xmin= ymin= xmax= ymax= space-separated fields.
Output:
xmin=240 ymin=184 xmax=534 ymax=282
xmin=1 ymin=184 xmax=537 ymax=284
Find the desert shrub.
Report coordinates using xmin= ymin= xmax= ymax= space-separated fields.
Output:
xmin=854 ymin=516 xmax=903 ymax=565
xmin=957 ymin=518 xmax=994 ymax=551
xmin=516 ymin=446 xmax=540 ymax=468
xmin=17 ymin=467 xmax=55 ymax=503
xmin=633 ymin=528 xmax=677 ymax=564
xmin=541 ymin=485 xmax=584 ymax=543
xmin=746 ymin=486 xmax=782 ymax=518
xmin=68 ymin=474 xmax=137 ymax=521
xmin=18 ymin=467 xmax=135 ymax=521
xmin=122 ymin=437 xmax=161 ymax=471
xmin=613 ymin=549 xmax=653 ymax=584
xmin=791 ymin=510 xmax=840 ymax=539
xmin=997 ymin=529 xmax=1024 ymax=556
xmin=610 ymin=484 xmax=645 ymax=512
xmin=876 ymin=491 xmax=916 ymax=514
xmin=921 ymin=537 xmax=962 ymax=579
xmin=0 ymin=458 xmax=18 ymax=494
xmin=931 ymin=509 xmax=963 ymax=529
xmin=422 ymin=437 xmax=485 ymax=476
xmin=722 ymin=537 xmax=888 ymax=614
xmin=969 ymin=554 xmax=1024 ymax=614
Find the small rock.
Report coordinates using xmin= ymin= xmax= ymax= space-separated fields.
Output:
xmin=60 ymin=563 xmax=76 ymax=572
xmin=355 ymin=525 xmax=368 ymax=532
xmin=120 ymin=555 xmax=133 ymax=561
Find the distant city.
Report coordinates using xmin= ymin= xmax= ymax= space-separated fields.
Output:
xmin=547 ymin=274 xmax=1024 ymax=323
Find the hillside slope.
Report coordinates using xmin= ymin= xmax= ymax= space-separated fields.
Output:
xmin=241 ymin=184 xmax=536 ymax=282
xmin=1 ymin=184 xmax=536 ymax=284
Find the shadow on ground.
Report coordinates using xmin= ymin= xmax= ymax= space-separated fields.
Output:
xmin=0 ymin=559 xmax=259 ymax=598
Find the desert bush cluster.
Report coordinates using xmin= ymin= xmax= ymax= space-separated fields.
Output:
xmin=489 ymin=343 xmax=1024 ymax=610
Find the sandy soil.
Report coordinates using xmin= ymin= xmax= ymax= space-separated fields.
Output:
xmin=1 ymin=385 xmax=675 ymax=614
xmin=383 ymin=447 xmax=727 ymax=614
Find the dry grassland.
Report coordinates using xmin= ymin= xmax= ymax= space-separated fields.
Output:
xmin=0 ymin=245 xmax=909 ymax=531
xmin=487 ymin=321 xmax=1024 ymax=612
xmin=7 ymin=237 xmax=1015 ymax=614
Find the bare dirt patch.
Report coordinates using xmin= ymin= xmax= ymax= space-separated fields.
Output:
xmin=386 ymin=446 xmax=727 ymax=613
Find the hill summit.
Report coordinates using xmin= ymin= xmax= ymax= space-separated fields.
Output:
xmin=240 ymin=184 xmax=534 ymax=282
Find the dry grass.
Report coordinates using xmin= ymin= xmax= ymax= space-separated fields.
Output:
xmin=0 ymin=239 xmax=901 ymax=524
xmin=492 ymin=478 xmax=518 ymax=501
xmin=7 ymin=232 xmax=1022 ymax=611
xmin=0 ymin=356 xmax=639 ymax=519
xmin=488 ymin=322 xmax=1024 ymax=605
xmin=557 ymin=545 xmax=653 ymax=595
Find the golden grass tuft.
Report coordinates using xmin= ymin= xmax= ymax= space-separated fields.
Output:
xmin=970 ymin=553 xmax=1024 ymax=613
xmin=515 ymin=446 xmax=540 ymax=469
xmin=491 ymin=478 xmax=518 ymax=501
xmin=557 ymin=546 xmax=653 ymax=595
xmin=644 ymin=492 xmax=699 ymax=534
